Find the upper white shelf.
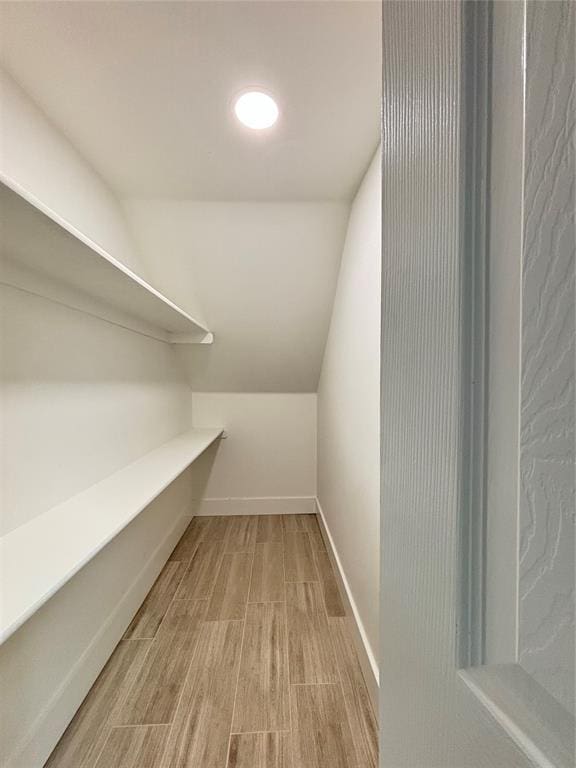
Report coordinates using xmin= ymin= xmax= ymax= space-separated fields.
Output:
xmin=0 ymin=175 xmax=212 ymax=344
xmin=0 ymin=428 xmax=223 ymax=645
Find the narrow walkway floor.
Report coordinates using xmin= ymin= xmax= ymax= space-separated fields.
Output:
xmin=46 ymin=514 xmax=378 ymax=767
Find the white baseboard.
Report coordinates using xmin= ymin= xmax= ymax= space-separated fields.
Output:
xmin=193 ymin=496 xmax=316 ymax=517
xmin=314 ymin=497 xmax=379 ymax=714
xmin=7 ymin=510 xmax=188 ymax=768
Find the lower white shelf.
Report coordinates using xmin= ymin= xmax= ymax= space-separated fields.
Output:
xmin=0 ymin=428 xmax=223 ymax=645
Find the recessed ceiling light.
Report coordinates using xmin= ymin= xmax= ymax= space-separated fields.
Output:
xmin=234 ymin=90 xmax=279 ymax=130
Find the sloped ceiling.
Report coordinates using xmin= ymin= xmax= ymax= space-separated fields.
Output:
xmin=0 ymin=1 xmax=380 ymax=392
xmin=125 ymin=199 xmax=350 ymax=392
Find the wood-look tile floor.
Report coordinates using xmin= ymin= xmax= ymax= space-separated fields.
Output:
xmin=46 ymin=514 xmax=378 ymax=768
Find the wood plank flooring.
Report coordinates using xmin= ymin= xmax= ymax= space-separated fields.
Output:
xmin=45 ymin=514 xmax=378 ymax=768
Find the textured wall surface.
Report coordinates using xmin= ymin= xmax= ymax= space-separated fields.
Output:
xmin=379 ymin=2 xmax=531 ymax=765
xmin=518 ymin=0 xmax=575 ymax=714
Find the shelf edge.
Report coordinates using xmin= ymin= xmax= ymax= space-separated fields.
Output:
xmin=0 ymin=172 xmax=212 ymax=339
xmin=0 ymin=428 xmax=223 ymax=645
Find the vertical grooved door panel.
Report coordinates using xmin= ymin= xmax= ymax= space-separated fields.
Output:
xmin=380 ymin=2 xmax=536 ymax=765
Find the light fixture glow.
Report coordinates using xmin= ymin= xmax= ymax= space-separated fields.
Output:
xmin=234 ymin=90 xmax=279 ymax=130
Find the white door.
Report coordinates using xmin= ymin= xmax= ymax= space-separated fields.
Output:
xmin=379 ymin=2 xmax=574 ymax=766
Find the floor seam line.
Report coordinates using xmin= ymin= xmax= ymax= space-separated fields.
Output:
xmin=154 ymin=602 xmax=210 ymax=765
xmin=108 ymin=722 xmax=171 ymax=730
xmin=229 ymin=729 xmax=291 ymax=736
xmin=225 ymin=543 xmax=255 ymax=766
xmin=283 ymin=521 xmax=295 ymax=764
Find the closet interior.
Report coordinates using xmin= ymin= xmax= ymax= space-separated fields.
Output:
xmin=0 ymin=3 xmax=381 ymax=767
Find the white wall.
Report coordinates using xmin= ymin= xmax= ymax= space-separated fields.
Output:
xmin=0 ymin=73 xmax=196 ymax=765
xmin=125 ymin=200 xmax=349 ymax=391
xmin=0 ymin=287 xmax=190 ymax=535
xmin=191 ymin=393 xmax=316 ymax=515
xmin=0 ymin=68 xmax=192 ymax=534
xmin=0 ymin=69 xmax=146 ymax=277
xmin=317 ymin=147 xmax=381 ymax=678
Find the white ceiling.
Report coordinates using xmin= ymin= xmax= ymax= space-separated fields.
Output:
xmin=0 ymin=1 xmax=381 ymax=201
